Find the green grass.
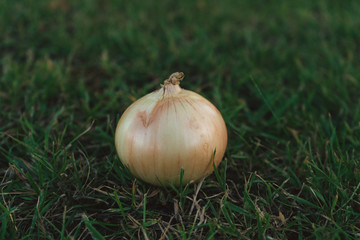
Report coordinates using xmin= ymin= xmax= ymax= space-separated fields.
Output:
xmin=1 ymin=0 xmax=360 ymax=239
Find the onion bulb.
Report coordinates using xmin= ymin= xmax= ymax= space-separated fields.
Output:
xmin=115 ymin=72 xmax=227 ymax=186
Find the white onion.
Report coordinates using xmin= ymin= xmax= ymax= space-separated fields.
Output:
xmin=115 ymin=72 xmax=227 ymax=186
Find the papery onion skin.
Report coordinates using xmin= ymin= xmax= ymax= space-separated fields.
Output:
xmin=115 ymin=72 xmax=227 ymax=186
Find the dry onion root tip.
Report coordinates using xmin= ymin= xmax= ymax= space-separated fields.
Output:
xmin=164 ymin=72 xmax=184 ymax=85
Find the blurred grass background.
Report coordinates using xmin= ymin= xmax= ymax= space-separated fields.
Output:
xmin=1 ymin=0 xmax=360 ymax=239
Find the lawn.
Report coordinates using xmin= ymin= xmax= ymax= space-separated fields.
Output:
xmin=1 ymin=0 xmax=360 ymax=239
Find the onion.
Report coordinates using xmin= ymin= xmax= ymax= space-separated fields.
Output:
xmin=115 ymin=72 xmax=227 ymax=186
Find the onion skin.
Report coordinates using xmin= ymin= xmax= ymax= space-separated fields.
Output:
xmin=115 ymin=73 xmax=227 ymax=186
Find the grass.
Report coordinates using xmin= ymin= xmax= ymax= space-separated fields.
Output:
xmin=1 ymin=0 xmax=360 ymax=239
